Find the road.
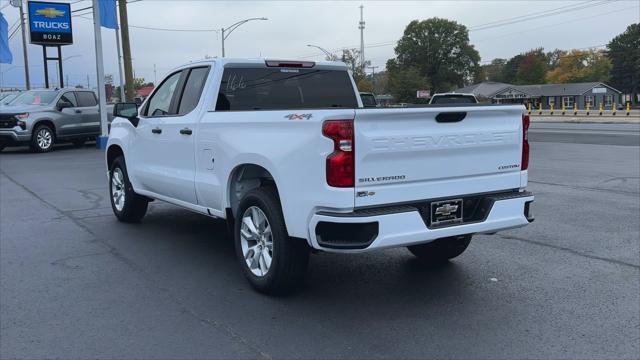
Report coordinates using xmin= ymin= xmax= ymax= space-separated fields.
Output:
xmin=1 ymin=123 xmax=638 ymax=359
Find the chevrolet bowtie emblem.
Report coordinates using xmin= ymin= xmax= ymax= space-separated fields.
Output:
xmin=36 ymin=8 xmax=65 ymax=18
xmin=435 ymin=203 xmax=458 ymax=216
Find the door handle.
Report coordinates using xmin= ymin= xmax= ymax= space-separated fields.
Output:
xmin=151 ymin=127 xmax=162 ymax=134
xmin=75 ymin=109 xmax=82 ymax=114
xmin=180 ymin=128 xmax=193 ymax=135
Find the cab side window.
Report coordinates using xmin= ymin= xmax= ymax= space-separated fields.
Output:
xmin=58 ymin=92 xmax=77 ymax=107
xmin=75 ymin=92 xmax=98 ymax=107
xmin=145 ymin=71 xmax=182 ymax=117
xmin=177 ymin=67 xmax=210 ymax=115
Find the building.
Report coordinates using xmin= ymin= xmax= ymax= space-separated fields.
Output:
xmin=457 ymin=81 xmax=623 ymax=110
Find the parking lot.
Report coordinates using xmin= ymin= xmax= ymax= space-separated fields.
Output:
xmin=1 ymin=123 xmax=639 ymax=359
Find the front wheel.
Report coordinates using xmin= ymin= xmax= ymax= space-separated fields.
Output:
xmin=407 ymin=235 xmax=472 ymax=264
xmin=234 ymin=187 xmax=309 ymax=295
xmin=30 ymin=124 xmax=55 ymax=152
xmin=109 ymin=156 xmax=148 ymax=222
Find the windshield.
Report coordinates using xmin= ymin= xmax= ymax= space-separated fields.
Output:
xmin=9 ymin=91 xmax=58 ymax=106
xmin=1 ymin=93 xmax=19 ymax=105
xmin=360 ymin=94 xmax=377 ymax=107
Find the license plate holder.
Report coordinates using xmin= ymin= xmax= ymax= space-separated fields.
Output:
xmin=430 ymin=199 xmax=464 ymax=227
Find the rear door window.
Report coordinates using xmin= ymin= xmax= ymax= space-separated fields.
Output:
xmin=216 ymin=67 xmax=358 ymax=111
xmin=75 ymin=92 xmax=98 ymax=107
xmin=177 ymin=67 xmax=210 ymax=115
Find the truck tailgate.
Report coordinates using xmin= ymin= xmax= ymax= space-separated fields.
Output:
xmin=354 ymin=106 xmax=525 ymax=207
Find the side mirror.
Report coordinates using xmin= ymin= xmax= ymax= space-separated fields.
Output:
xmin=57 ymin=100 xmax=73 ymax=111
xmin=113 ymin=102 xmax=139 ymax=126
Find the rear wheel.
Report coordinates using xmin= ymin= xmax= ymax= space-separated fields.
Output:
xmin=30 ymin=124 xmax=55 ymax=152
xmin=109 ymin=156 xmax=148 ymax=222
xmin=407 ymin=235 xmax=472 ymax=264
xmin=234 ymin=187 xmax=309 ymax=295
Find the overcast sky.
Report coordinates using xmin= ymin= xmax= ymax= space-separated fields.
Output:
xmin=1 ymin=0 xmax=638 ymax=89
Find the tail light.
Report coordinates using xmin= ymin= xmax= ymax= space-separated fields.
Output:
xmin=322 ymin=120 xmax=354 ymax=187
xmin=522 ymin=114 xmax=530 ymax=170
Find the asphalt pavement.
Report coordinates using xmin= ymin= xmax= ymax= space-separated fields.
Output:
xmin=1 ymin=123 xmax=639 ymax=359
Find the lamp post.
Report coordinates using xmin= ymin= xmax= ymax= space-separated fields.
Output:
xmin=221 ymin=17 xmax=268 ymax=57
xmin=306 ymin=44 xmax=334 ymax=59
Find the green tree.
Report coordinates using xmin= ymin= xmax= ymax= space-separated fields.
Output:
xmin=389 ymin=18 xmax=480 ymax=93
xmin=133 ymin=77 xmax=147 ymax=90
xmin=501 ymin=54 xmax=523 ymax=84
xmin=340 ymin=48 xmax=369 ymax=82
xmin=607 ymin=23 xmax=640 ymax=104
xmin=546 ymin=48 xmax=568 ymax=69
xmin=482 ymin=58 xmax=507 ymax=82
xmin=356 ymin=78 xmax=374 ymax=92
xmin=514 ymin=48 xmax=548 ymax=84
xmin=545 ymin=49 xmax=611 ymax=83
xmin=386 ymin=59 xmax=429 ymax=103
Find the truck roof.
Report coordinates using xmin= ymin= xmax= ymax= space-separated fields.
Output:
xmin=169 ymin=58 xmax=349 ymax=72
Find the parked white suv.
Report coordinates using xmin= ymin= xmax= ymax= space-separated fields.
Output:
xmin=106 ymin=59 xmax=534 ymax=294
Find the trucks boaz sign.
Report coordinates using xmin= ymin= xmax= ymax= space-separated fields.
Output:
xmin=28 ymin=1 xmax=73 ymax=45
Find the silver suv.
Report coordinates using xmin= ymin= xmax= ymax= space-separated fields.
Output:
xmin=0 ymin=89 xmax=99 ymax=152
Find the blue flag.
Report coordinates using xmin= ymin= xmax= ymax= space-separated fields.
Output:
xmin=0 ymin=12 xmax=13 ymax=64
xmin=99 ymin=0 xmax=118 ymax=29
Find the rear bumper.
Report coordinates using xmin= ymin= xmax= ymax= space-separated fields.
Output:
xmin=309 ymin=191 xmax=534 ymax=253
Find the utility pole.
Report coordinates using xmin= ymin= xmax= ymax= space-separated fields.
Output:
xmin=115 ymin=26 xmax=126 ymax=102
xmin=367 ymin=65 xmax=378 ymax=91
xmin=153 ymin=63 xmax=157 ymax=85
xmin=358 ymin=4 xmax=365 ymax=74
xmin=118 ymin=0 xmax=134 ymax=102
xmin=14 ymin=0 xmax=31 ymax=89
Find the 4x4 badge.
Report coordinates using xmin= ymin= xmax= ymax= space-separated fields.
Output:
xmin=284 ymin=114 xmax=312 ymax=120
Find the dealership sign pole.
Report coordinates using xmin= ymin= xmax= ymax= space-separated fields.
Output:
xmin=27 ymin=1 xmax=73 ymax=88
xmin=91 ymin=0 xmax=109 ymax=149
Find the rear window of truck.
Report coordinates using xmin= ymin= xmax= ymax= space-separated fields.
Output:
xmin=216 ymin=68 xmax=358 ymax=111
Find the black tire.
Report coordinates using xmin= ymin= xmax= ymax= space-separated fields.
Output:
xmin=234 ymin=186 xmax=310 ymax=295
xmin=72 ymin=138 xmax=86 ymax=147
xmin=30 ymin=124 xmax=55 ymax=153
xmin=109 ymin=156 xmax=148 ymax=223
xmin=407 ymin=235 xmax=472 ymax=264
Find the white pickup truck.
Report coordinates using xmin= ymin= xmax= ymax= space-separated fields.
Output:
xmin=106 ymin=58 xmax=534 ymax=294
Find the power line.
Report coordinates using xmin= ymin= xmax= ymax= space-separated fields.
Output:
xmin=474 ymin=5 xmax=637 ymax=43
xmin=470 ymin=0 xmax=613 ymax=31
xmin=296 ymin=0 xmax=624 ymax=59
xmin=467 ymin=0 xmax=593 ymax=29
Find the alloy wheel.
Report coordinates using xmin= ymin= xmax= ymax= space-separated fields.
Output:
xmin=36 ymin=128 xmax=52 ymax=150
xmin=111 ymin=168 xmax=126 ymax=212
xmin=240 ymin=206 xmax=273 ymax=277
